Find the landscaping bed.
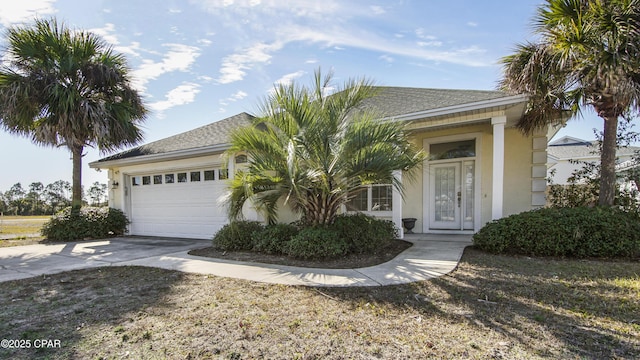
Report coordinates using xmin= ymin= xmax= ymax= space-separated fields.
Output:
xmin=189 ymin=239 xmax=412 ymax=269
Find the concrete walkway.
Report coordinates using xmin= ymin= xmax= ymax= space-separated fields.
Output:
xmin=0 ymin=234 xmax=471 ymax=287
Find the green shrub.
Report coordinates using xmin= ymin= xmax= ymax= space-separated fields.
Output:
xmin=331 ymin=213 xmax=397 ymax=254
xmin=41 ymin=207 xmax=130 ymax=241
xmin=473 ymin=207 xmax=640 ymax=258
xmin=252 ymin=223 xmax=299 ymax=254
xmin=285 ymin=227 xmax=349 ymax=259
xmin=212 ymin=221 xmax=264 ymax=251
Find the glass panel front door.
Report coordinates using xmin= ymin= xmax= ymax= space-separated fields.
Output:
xmin=429 ymin=161 xmax=475 ymax=230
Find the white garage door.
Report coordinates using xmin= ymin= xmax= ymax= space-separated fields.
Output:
xmin=128 ymin=169 xmax=229 ymax=239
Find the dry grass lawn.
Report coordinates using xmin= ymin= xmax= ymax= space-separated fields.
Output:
xmin=0 ymin=248 xmax=638 ymax=359
xmin=0 ymin=216 xmax=49 ymax=246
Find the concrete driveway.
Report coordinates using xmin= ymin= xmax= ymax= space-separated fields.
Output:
xmin=0 ymin=237 xmax=209 ymax=282
xmin=0 ymin=235 xmax=471 ymax=287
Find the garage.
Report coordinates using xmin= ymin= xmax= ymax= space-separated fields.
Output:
xmin=127 ymin=168 xmax=229 ymax=239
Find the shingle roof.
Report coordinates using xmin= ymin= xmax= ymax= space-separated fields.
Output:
xmin=95 ymin=87 xmax=519 ymax=164
xmin=96 ymin=112 xmax=254 ymax=163
xmin=548 ymin=140 xmax=640 ymax=159
xmin=359 ymin=87 xmax=512 ymax=118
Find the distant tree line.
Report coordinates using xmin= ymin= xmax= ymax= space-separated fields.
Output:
xmin=0 ymin=181 xmax=108 ymax=216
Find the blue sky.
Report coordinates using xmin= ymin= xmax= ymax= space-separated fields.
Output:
xmin=0 ymin=0 xmax=606 ymax=192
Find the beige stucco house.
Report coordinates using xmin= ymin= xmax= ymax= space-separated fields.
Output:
xmin=90 ymin=87 xmax=552 ymax=239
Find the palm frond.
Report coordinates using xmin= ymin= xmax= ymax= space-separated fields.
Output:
xmin=226 ymin=69 xmax=425 ymax=224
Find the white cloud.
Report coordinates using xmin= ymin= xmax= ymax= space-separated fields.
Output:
xmin=280 ymin=25 xmax=489 ymax=67
xmin=217 ymin=42 xmax=280 ymax=84
xmin=379 ymin=55 xmax=394 ymax=63
xmin=133 ymin=43 xmax=201 ymax=92
xmin=219 ymin=90 xmax=248 ymax=106
xmin=198 ymin=75 xmax=215 ymax=83
xmin=273 ymin=71 xmax=305 ymax=87
xmin=149 ymin=82 xmax=201 ymax=114
xmin=467 ymin=21 xmax=478 ymax=27
xmin=197 ymin=0 xmax=492 ymax=69
xmin=0 ymin=1 xmax=56 ymax=27
xmin=417 ymin=40 xmax=443 ymax=47
xmin=230 ymin=90 xmax=248 ymax=100
xmin=90 ymin=23 xmax=143 ymax=58
xmin=90 ymin=23 xmax=119 ymax=45
xmin=370 ymin=5 xmax=385 ymax=15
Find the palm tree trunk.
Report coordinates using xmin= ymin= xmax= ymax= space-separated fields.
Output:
xmin=71 ymin=144 xmax=84 ymax=210
xmin=599 ymin=116 xmax=618 ymax=206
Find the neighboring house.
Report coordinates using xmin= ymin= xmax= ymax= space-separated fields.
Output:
xmin=90 ymin=87 xmax=552 ymax=239
xmin=547 ymin=136 xmax=640 ymax=185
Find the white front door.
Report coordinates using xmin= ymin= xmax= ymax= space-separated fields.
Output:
xmin=429 ymin=161 xmax=475 ymax=230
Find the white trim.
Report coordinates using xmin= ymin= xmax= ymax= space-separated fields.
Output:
xmin=385 ymin=94 xmax=527 ymax=122
xmin=491 ymin=116 xmax=506 ymax=220
xmin=89 ymin=143 xmax=230 ymax=169
xmin=423 ymin=132 xmax=483 ymax=233
xmin=392 ymin=170 xmax=403 ymax=239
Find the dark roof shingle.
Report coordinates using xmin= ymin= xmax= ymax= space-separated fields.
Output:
xmin=96 ymin=112 xmax=254 ymax=162
xmin=359 ymin=87 xmax=510 ymax=118
xmin=96 ymin=87 xmax=518 ymax=164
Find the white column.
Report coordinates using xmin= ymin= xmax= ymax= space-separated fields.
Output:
xmin=392 ymin=170 xmax=404 ymax=239
xmin=491 ymin=116 xmax=506 ymax=220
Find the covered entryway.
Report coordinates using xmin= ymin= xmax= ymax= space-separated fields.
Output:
xmin=126 ymin=169 xmax=229 ymax=239
xmin=423 ymin=135 xmax=480 ymax=233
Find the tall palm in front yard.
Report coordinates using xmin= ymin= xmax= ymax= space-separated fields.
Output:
xmin=0 ymin=18 xmax=146 ymax=208
xmin=226 ymin=70 xmax=425 ymax=225
xmin=500 ymin=0 xmax=640 ymax=206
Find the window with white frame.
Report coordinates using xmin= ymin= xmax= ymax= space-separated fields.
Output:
xmin=346 ymin=185 xmax=393 ymax=212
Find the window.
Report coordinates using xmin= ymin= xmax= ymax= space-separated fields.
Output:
xmin=371 ymin=185 xmax=393 ymax=211
xmin=346 ymin=185 xmax=393 ymax=212
xmin=165 ymin=174 xmax=175 ymax=184
xmin=190 ymin=171 xmax=201 ymax=182
xmin=346 ymin=189 xmax=368 ymax=211
xmin=153 ymin=175 xmax=163 ymax=184
xmin=142 ymin=176 xmax=151 ymax=185
xmin=235 ymin=154 xmax=248 ymax=163
xmin=177 ymin=172 xmax=187 ymax=183
xmin=429 ymin=139 xmax=476 ymax=160
xmin=219 ymin=169 xmax=228 ymax=180
xmin=204 ymin=170 xmax=215 ymax=181
xmin=132 ymin=176 xmax=141 ymax=186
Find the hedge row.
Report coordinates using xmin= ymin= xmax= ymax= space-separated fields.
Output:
xmin=212 ymin=213 xmax=398 ymax=259
xmin=41 ymin=207 xmax=129 ymax=241
xmin=472 ymin=206 xmax=640 ymax=259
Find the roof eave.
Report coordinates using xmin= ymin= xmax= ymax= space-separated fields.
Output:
xmin=383 ymin=94 xmax=529 ymax=122
xmin=89 ymin=143 xmax=231 ymax=169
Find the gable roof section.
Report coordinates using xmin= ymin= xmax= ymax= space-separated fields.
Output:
xmin=359 ymin=87 xmax=514 ymax=118
xmin=92 ymin=87 xmax=527 ymax=168
xmin=549 ymin=135 xmax=592 ymax=147
xmin=548 ymin=137 xmax=640 ymax=160
xmin=91 ymin=112 xmax=254 ymax=167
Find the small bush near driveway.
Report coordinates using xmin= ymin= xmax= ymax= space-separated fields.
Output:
xmin=41 ymin=207 xmax=129 ymax=241
xmin=212 ymin=221 xmax=264 ymax=251
xmin=473 ymin=206 xmax=640 ymax=258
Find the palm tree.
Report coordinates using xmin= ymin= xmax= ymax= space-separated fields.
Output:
xmin=0 ymin=18 xmax=146 ymax=209
xmin=226 ymin=70 xmax=425 ymax=226
xmin=500 ymin=0 xmax=640 ymax=206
